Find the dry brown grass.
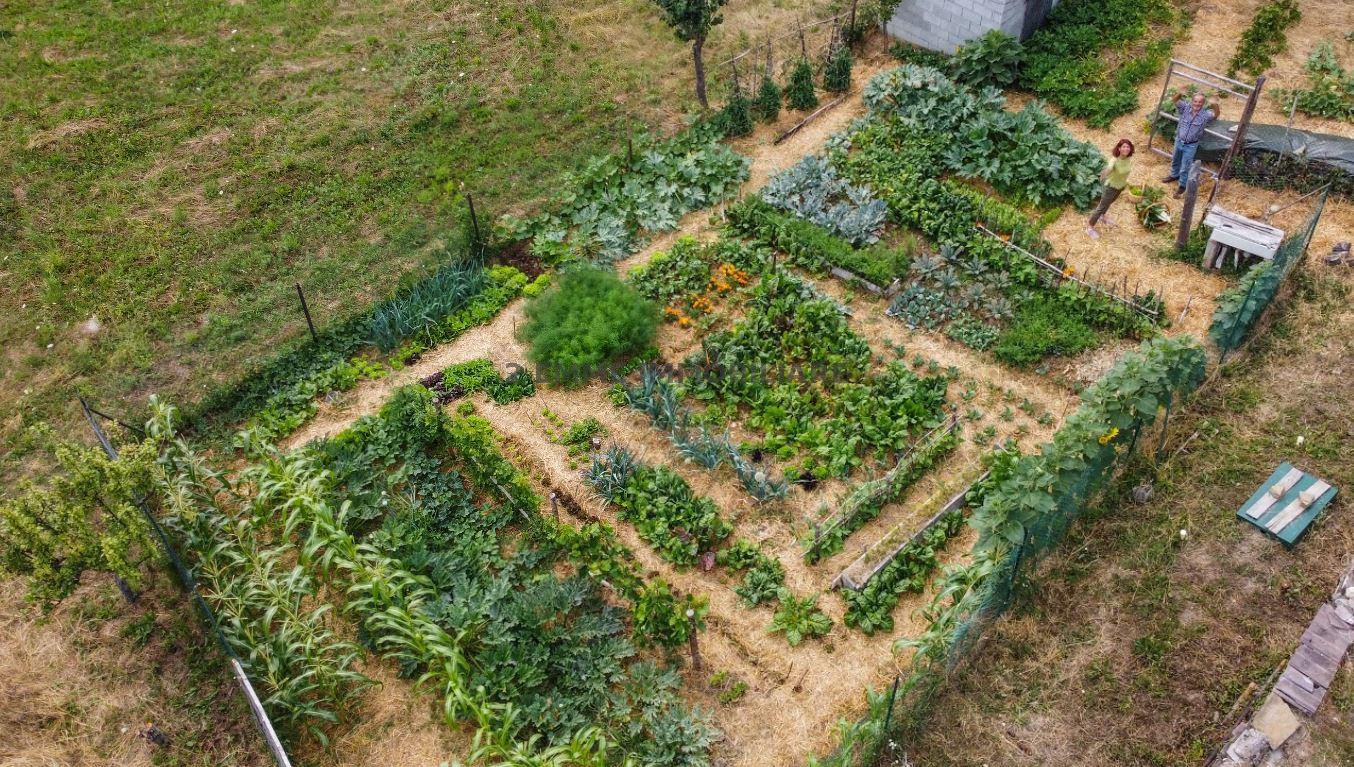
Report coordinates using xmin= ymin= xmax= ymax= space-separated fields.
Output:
xmin=0 ymin=576 xmax=269 ymax=767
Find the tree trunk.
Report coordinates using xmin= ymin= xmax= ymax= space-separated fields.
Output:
xmin=693 ymin=36 xmax=708 ymax=109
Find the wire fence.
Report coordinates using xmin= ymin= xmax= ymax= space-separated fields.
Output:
xmin=813 ymin=369 xmax=1200 ymax=767
xmin=1208 ymin=186 xmax=1329 ymax=362
xmin=80 ymin=399 xmax=292 ymax=767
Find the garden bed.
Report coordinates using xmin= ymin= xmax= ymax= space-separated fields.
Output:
xmin=173 ymin=49 xmax=1265 ymax=767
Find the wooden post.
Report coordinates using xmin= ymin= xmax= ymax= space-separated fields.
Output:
xmin=1177 ymin=159 xmax=1203 ymax=252
xmin=686 ymin=608 xmax=703 ymax=671
xmin=798 ymin=23 xmax=807 ymax=59
xmin=1209 ymin=75 xmax=1266 ymax=210
xmin=1156 ymin=397 xmax=1173 ymax=460
xmin=295 ymin=283 xmax=318 ymax=344
xmin=848 ymin=0 xmax=858 ymax=41
xmin=113 ymin=575 xmax=139 ymax=604
xmin=550 ymin=491 xmax=559 ymax=522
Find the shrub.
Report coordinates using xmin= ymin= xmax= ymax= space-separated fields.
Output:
xmin=520 ymin=268 xmax=658 ymax=386
xmin=716 ymin=88 xmax=753 ymax=137
xmin=823 ymin=45 xmax=853 ymax=93
xmin=1228 ymin=0 xmax=1302 ymax=78
xmin=949 ymin=30 xmax=1024 ymax=89
xmin=753 ymin=74 xmax=781 ymax=122
xmin=991 ymin=296 xmax=1098 ymax=367
xmin=786 ymin=57 xmax=818 ymax=110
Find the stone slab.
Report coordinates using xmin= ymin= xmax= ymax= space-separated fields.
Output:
xmin=1252 ymin=692 xmax=1302 ymax=748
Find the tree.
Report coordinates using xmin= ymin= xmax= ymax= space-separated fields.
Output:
xmin=652 ymin=0 xmax=731 ymax=109
xmin=0 ymin=436 xmax=160 ymax=607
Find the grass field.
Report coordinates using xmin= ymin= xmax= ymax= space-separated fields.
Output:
xmin=0 ymin=0 xmax=833 ymax=479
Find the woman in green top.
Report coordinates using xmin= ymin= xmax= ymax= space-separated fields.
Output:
xmin=1087 ymin=139 xmax=1134 ymax=240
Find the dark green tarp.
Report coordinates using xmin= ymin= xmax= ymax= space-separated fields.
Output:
xmin=1191 ymin=119 xmax=1354 ymax=175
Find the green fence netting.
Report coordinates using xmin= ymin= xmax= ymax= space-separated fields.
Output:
xmin=811 ymin=336 xmax=1209 ymax=767
xmin=1209 ymin=187 xmax=1329 ymax=359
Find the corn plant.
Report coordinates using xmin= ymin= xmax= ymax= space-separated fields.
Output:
xmin=154 ymin=420 xmax=372 ymax=746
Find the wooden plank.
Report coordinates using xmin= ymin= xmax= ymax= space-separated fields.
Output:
xmin=1306 ymin=606 xmax=1354 ymax=646
xmin=1275 ymin=681 xmax=1324 ymax=716
xmin=1267 ymin=480 xmax=1332 ymax=533
xmin=1300 ymin=631 xmax=1351 ymax=663
xmin=1277 ymin=481 xmax=1340 ymax=547
xmin=1245 ymin=467 xmax=1302 ymax=519
xmin=1279 ymin=666 xmax=1318 ymax=693
xmin=1289 ymin=647 xmax=1339 ymax=687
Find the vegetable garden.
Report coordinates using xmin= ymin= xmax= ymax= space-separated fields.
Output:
xmin=3 ymin=7 xmax=1345 ymax=767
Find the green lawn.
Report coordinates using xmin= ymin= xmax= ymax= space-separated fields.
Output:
xmin=0 ymin=0 xmax=825 ymax=476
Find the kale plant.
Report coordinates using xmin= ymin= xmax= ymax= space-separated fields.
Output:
xmin=761 ymin=154 xmax=886 ymax=245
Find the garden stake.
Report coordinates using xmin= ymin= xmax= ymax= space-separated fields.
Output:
xmin=1178 ymin=294 xmax=1194 ymax=324
xmin=550 ymin=491 xmax=559 ymax=522
xmin=295 ymin=283 xmax=318 ymax=344
xmin=687 ymin=608 xmax=703 ymax=671
xmin=877 ymin=674 xmax=901 ymax=760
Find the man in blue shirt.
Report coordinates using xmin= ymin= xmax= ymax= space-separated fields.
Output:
xmin=1162 ymin=91 xmax=1218 ymax=198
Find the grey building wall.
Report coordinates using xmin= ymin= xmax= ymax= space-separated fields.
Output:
xmin=885 ymin=0 xmax=1058 ymax=55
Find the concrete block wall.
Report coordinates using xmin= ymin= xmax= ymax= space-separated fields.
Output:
xmin=886 ymin=0 xmax=1057 ymax=54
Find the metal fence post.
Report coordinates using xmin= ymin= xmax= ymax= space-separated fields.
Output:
xmin=294 ymin=283 xmax=318 ymax=344
xmin=876 ymin=674 xmax=901 ymax=761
